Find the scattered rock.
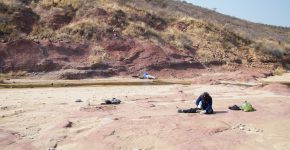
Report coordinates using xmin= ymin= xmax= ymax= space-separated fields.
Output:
xmin=47 ymin=139 xmax=57 ymax=150
xmin=1 ymin=106 xmax=8 ymax=110
xmin=233 ymin=123 xmax=263 ymax=133
xmin=139 ymin=116 xmax=152 ymax=119
xmin=80 ymin=105 xmax=116 ymax=112
xmin=64 ymin=121 xmax=73 ymax=128
xmin=75 ymin=99 xmax=83 ymax=102
xmin=107 ymin=130 xmax=115 ymax=136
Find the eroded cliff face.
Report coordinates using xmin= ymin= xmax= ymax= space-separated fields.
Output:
xmin=0 ymin=0 xmax=288 ymax=78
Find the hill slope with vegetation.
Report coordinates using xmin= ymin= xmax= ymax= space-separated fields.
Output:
xmin=0 ymin=0 xmax=289 ymax=79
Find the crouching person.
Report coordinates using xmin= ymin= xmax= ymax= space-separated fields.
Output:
xmin=178 ymin=92 xmax=214 ymax=114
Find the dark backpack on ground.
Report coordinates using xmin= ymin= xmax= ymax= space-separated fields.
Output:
xmin=228 ymin=105 xmax=241 ymax=110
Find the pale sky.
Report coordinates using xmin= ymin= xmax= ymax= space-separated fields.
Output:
xmin=186 ymin=0 xmax=290 ymax=27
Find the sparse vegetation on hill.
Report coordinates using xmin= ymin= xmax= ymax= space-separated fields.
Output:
xmin=0 ymin=0 xmax=289 ymax=78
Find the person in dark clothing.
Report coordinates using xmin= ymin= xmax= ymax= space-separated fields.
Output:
xmin=178 ymin=92 xmax=214 ymax=114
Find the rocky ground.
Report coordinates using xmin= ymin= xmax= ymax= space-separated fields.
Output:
xmin=0 ymin=75 xmax=290 ymax=150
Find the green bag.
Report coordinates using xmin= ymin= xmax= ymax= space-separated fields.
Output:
xmin=240 ymin=101 xmax=254 ymax=112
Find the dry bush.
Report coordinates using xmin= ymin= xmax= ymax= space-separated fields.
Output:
xmin=109 ymin=9 xmax=128 ymax=29
xmin=0 ymin=2 xmax=8 ymax=11
xmin=0 ymin=2 xmax=17 ymax=39
xmin=142 ymin=12 xmax=167 ymax=30
xmin=256 ymin=40 xmax=286 ymax=58
xmin=123 ymin=21 xmax=163 ymax=43
xmin=0 ymin=23 xmax=16 ymax=36
xmin=0 ymin=75 xmax=4 ymax=83
xmin=122 ymin=23 xmax=146 ymax=38
xmin=172 ymin=18 xmax=214 ymax=44
xmin=160 ymin=30 xmax=175 ymax=42
xmin=89 ymin=45 xmax=109 ymax=68
xmin=29 ymin=24 xmax=56 ymax=40
xmin=11 ymin=71 xmax=26 ymax=77
xmin=143 ymin=29 xmax=163 ymax=44
xmin=181 ymin=18 xmax=251 ymax=48
xmin=0 ymin=71 xmax=26 ymax=83
xmin=89 ymin=55 xmax=102 ymax=64
xmin=57 ymin=20 xmax=104 ymax=40
xmin=145 ymin=0 xmax=167 ymax=8
xmin=0 ymin=0 xmax=21 ymax=6
xmin=274 ymin=67 xmax=286 ymax=76
xmin=174 ymin=34 xmax=193 ymax=50
xmin=91 ymin=45 xmax=105 ymax=55
xmin=117 ymin=0 xmax=133 ymax=5
xmin=41 ymin=0 xmax=80 ymax=9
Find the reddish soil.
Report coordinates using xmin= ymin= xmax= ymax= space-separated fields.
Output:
xmin=0 ymin=38 xmax=210 ymax=79
xmin=1 ymin=38 xmax=274 ymax=81
xmin=260 ymin=84 xmax=290 ymax=95
xmin=1 ymin=84 xmax=290 ymax=149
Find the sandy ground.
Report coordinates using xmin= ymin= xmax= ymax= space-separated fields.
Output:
xmin=260 ymin=73 xmax=290 ymax=84
xmin=0 ymin=83 xmax=290 ymax=150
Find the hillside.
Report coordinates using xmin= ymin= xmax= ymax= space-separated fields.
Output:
xmin=0 ymin=0 xmax=289 ymax=79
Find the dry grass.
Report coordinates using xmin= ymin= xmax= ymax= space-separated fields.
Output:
xmin=122 ymin=23 xmax=146 ymax=38
xmin=29 ymin=24 xmax=56 ymax=40
xmin=56 ymin=19 xmax=104 ymax=41
xmin=0 ymin=77 xmax=4 ymax=84
xmin=0 ymin=2 xmax=18 ymax=40
xmin=0 ymin=0 xmax=21 ymax=6
xmin=0 ymin=23 xmax=16 ymax=36
xmin=0 ymin=0 xmax=260 ymax=51
xmin=256 ymin=39 xmax=287 ymax=58
xmin=274 ymin=67 xmax=286 ymax=76
xmin=90 ymin=44 xmax=109 ymax=63
xmin=41 ymin=0 xmax=80 ymax=8
xmin=123 ymin=22 xmax=161 ymax=42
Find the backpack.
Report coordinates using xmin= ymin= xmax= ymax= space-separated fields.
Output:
xmin=240 ymin=101 xmax=254 ymax=112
